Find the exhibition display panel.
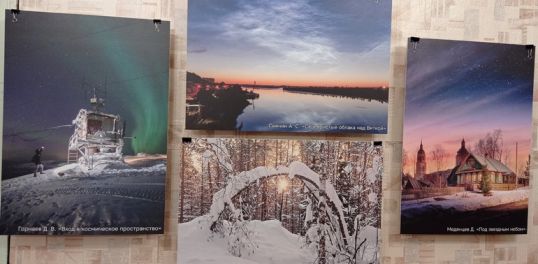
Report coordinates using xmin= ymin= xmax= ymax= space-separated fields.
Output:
xmin=178 ymin=138 xmax=383 ymax=263
xmin=401 ymin=38 xmax=534 ymax=234
xmin=184 ymin=0 xmax=392 ymax=134
xmin=1 ymin=11 xmax=170 ymax=235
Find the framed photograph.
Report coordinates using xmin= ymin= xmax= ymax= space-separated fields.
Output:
xmin=1 ymin=11 xmax=170 ymax=235
xmin=179 ymin=138 xmax=383 ymax=263
xmin=185 ymin=0 xmax=391 ymax=133
xmin=401 ymin=38 xmax=534 ymax=234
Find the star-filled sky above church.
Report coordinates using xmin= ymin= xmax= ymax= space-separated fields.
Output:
xmin=2 ymin=11 xmax=169 ymax=164
xmin=187 ymin=0 xmax=391 ymax=87
xmin=403 ymin=39 xmax=534 ymax=174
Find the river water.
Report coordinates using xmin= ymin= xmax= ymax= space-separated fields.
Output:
xmin=236 ymin=87 xmax=387 ymax=133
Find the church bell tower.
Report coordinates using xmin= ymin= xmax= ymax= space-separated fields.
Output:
xmin=456 ymin=138 xmax=469 ymax=166
xmin=415 ymin=141 xmax=426 ymax=179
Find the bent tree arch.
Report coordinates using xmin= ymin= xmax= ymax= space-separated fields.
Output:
xmin=208 ymin=161 xmax=351 ymax=250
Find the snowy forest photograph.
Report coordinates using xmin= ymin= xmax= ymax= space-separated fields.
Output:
xmin=178 ymin=138 xmax=383 ymax=264
xmin=401 ymin=39 xmax=533 ymax=234
xmin=1 ymin=12 xmax=169 ymax=235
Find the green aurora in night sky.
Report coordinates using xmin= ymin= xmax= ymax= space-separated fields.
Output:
xmin=2 ymin=11 xmax=169 ymax=167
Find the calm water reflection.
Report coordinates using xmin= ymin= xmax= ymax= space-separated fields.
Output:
xmin=236 ymin=87 xmax=388 ymax=133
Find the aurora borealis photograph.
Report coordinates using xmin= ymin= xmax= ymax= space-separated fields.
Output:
xmin=185 ymin=0 xmax=391 ymax=133
xmin=401 ymin=38 xmax=533 ymax=235
xmin=1 ymin=11 xmax=169 ymax=235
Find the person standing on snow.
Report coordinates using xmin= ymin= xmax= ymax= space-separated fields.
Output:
xmin=32 ymin=146 xmax=45 ymax=177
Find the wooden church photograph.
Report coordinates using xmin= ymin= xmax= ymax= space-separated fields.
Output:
xmin=400 ymin=39 xmax=534 ymax=234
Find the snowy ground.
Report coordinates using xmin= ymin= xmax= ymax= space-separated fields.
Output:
xmin=178 ymin=216 xmax=379 ymax=264
xmin=401 ymin=188 xmax=529 ymax=234
xmin=179 ymin=161 xmax=381 ymax=263
xmin=401 ymin=188 xmax=529 ymax=213
xmin=179 ymin=216 xmax=316 ymax=264
xmin=0 ymin=155 xmax=166 ymax=235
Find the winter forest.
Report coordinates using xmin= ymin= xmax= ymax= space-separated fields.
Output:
xmin=178 ymin=138 xmax=383 ymax=264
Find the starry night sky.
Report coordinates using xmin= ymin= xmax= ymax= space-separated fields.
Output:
xmin=403 ymin=39 xmax=534 ymax=174
xmin=2 ymin=11 xmax=169 ymax=164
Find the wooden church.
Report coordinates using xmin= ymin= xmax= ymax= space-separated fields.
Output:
xmin=412 ymin=139 xmax=518 ymax=191
xmin=447 ymin=139 xmax=517 ymax=190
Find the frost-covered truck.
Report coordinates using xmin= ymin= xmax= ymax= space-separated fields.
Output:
xmin=67 ymin=95 xmax=125 ymax=169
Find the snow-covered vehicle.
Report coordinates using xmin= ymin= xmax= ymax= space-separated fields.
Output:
xmin=67 ymin=94 xmax=125 ymax=169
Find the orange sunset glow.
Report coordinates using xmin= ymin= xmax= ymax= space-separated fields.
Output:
xmin=193 ymin=70 xmax=389 ymax=88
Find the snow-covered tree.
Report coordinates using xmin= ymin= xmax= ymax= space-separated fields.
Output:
xmin=179 ymin=138 xmax=383 ymax=263
xmin=480 ymin=171 xmax=493 ymax=196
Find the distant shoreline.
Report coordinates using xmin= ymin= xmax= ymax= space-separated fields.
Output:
xmin=240 ymin=84 xmax=387 ymax=90
xmin=283 ymin=86 xmax=388 ymax=103
xmin=241 ymin=86 xmax=388 ymax=103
